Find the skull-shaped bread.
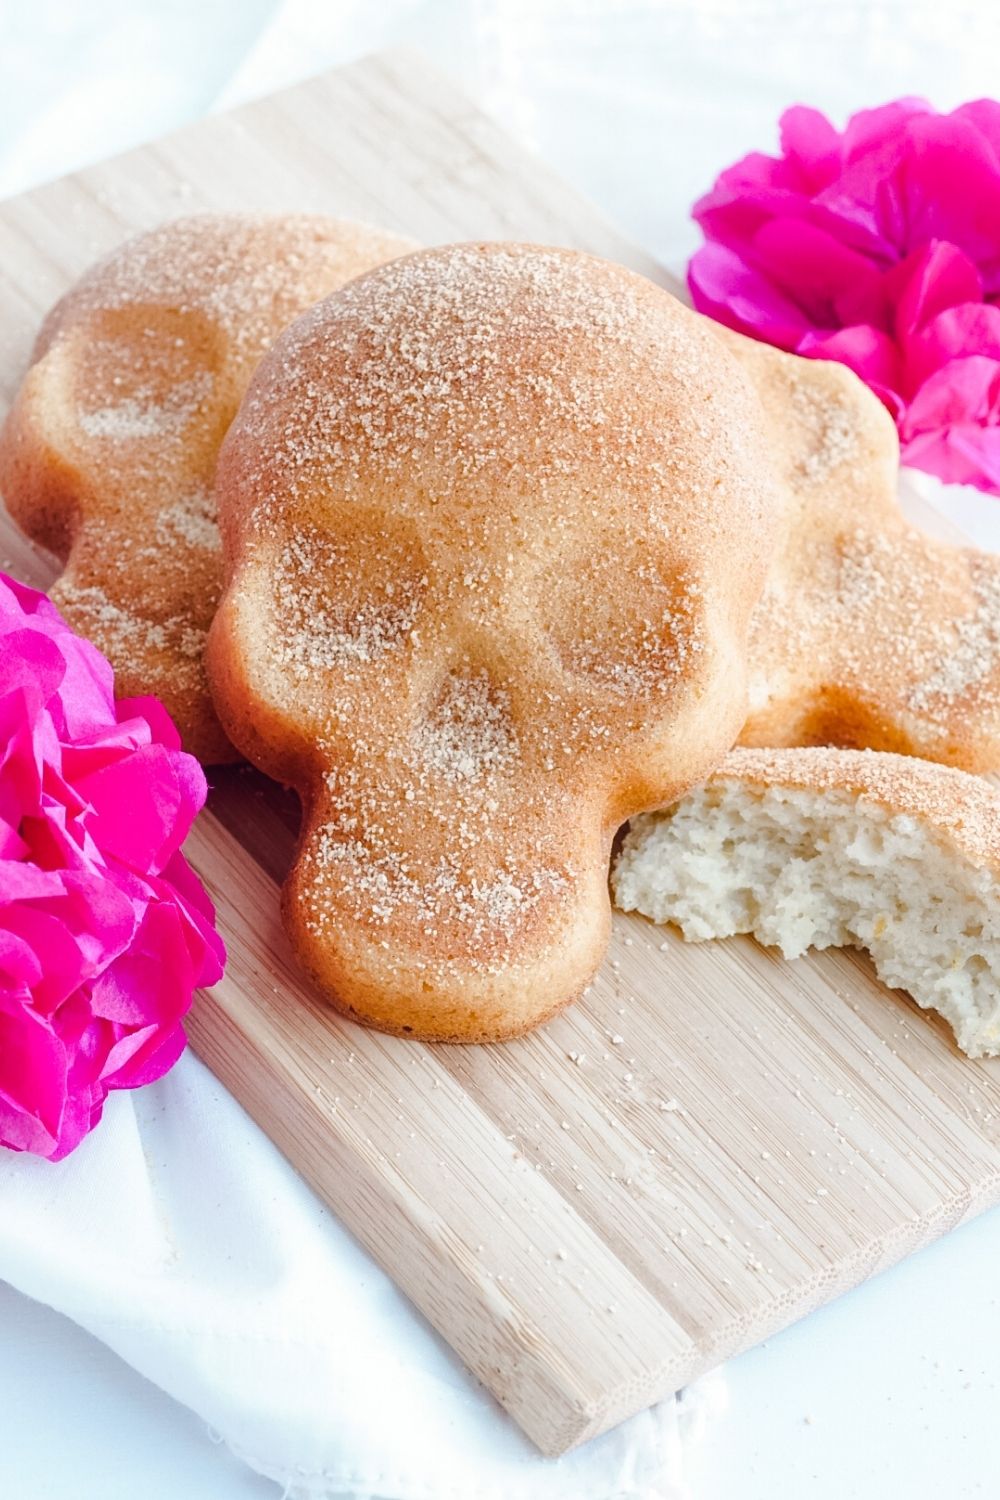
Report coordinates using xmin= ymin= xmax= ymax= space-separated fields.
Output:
xmin=206 ymin=242 xmax=786 ymax=1040
xmin=0 ymin=214 xmax=416 ymax=763
xmin=719 ymin=328 xmax=1000 ymax=771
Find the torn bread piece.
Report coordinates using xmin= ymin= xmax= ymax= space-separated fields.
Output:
xmin=612 ymin=746 xmax=1000 ymax=1058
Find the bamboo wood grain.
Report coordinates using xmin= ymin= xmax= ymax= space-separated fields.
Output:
xmin=1 ymin=49 xmax=999 ymax=1456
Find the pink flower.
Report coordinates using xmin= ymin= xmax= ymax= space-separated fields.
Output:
xmin=689 ymin=97 xmax=1000 ymax=494
xmin=0 ymin=573 xmax=224 ymax=1159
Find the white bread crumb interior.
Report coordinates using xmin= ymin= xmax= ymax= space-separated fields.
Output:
xmin=612 ymin=749 xmax=1000 ymax=1059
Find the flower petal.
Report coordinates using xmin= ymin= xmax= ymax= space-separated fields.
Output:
xmin=905 ymin=302 xmax=1000 ymax=390
xmin=75 ymin=741 xmax=207 ymax=874
xmin=0 ymin=1004 xmax=67 ymax=1138
xmin=889 ymin=241 xmax=984 ymax=340
xmin=692 ymin=153 xmax=812 ymax=260
xmin=951 ymin=98 xmax=1000 ymax=167
xmin=898 ymin=114 xmax=1000 ymax=280
xmin=902 ymin=353 xmax=1000 ymax=431
xmin=842 ymin=97 xmax=934 ymax=162
xmin=0 ymin=572 xmax=224 ymax=1160
xmin=117 ymin=694 xmax=182 ymax=752
xmin=688 ymin=243 xmax=812 ymax=348
xmin=798 ymin=324 xmax=904 ymax=409
xmin=902 ymin=423 xmax=1000 ymax=493
xmin=689 ymin=95 xmax=1000 ymax=497
xmin=778 ymin=105 xmax=842 ymax=190
xmin=751 ymin=216 xmax=884 ymax=327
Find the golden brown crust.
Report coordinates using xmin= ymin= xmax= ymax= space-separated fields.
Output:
xmin=207 ymin=242 xmax=787 ymax=1040
xmin=712 ymin=328 xmax=1000 ymax=773
xmin=715 ymin=745 xmax=1000 ymax=869
xmin=0 ymin=213 xmax=417 ymax=762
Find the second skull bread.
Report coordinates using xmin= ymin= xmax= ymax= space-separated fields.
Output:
xmin=206 ymin=242 xmax=785 ymax=1041
xmin=0 ymin=213 xmax=416 ymax=763
xmin=715 ymin=326 xmax=1000 ymax=771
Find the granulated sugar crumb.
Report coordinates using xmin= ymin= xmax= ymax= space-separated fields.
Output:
xmin=78 ymin=371 xmax=214 ymax=441
xmin=789 ymin=375 xmax=859 ymax=483
xmin=412 ymin=670 xmax=518 ymax=783
xmin=56 ymin=580 xmax=205 ymax=667
xmin=909 ymin=557 xmax=1000 ymax=713
xmin=155 ymin=488 xmax=220 ymax=553
xmin=269 ymin=529 xmax=422 ymax=675
xmin=755 ymin=518 xmax=1000 ymax=746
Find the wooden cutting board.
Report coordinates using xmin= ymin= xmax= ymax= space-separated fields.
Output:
xmin=2 ymin=50 xmax=999 ymax=1458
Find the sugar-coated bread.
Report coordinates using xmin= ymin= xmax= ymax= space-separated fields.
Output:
xmin=714 ymin=328 xmax=1000 ymax=772
xmin=207 ymin=242 xmax=788 ymax=1041
xmin=613 ymin=745 xmax=1000 ymax=1058
xmin=0 ymin=213 xmax=416 ymax=762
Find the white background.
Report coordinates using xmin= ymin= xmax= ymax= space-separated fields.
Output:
xmin=3 ymin=2 xmax=1000 ymax=1496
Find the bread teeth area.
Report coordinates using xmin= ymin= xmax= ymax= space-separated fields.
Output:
xmin=612 ymin=774 xmax=1000 ymax=1059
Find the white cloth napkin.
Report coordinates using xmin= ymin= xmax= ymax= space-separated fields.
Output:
xmin=0 ymin=1052 xmax=721 ymax=1499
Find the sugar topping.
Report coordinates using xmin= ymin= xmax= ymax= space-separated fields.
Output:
xmin=46 ymin=214 xmax=415 ymax=362
xmin=837 ymin=529 xmax=1000 ymax=717
xmin=78 ymin=372 xmax=215 ymax=441
xmin=307 ymin=829 xmax=569 ymax=965
xmin=410 ymin=669 xmax=518 ymax=782
xmin=554 ymin=571 xmax=706 ymax=697
xmin=306 ymin=683 xmax=569 ymax=970
xmin=153 ymin=488 xmax=220 ymax=554
xmin=751 ymin=518 xmax=1000 ymax=747
xmin=909 ymin=555 xmax=1000 ymax=713
xmin=268 ymin=529 xmax=423 ymax=676
xmin=239 ymin=242 xmax=769 ymax=514
xmin=789 ymin=374 xmax=860 ymax=484
xmin=55 ymin=580 xmax=205 ymax=670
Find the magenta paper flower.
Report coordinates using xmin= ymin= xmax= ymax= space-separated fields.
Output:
xmin=689 ymin=97 xmax=1000 ymax=494
xmin=0 ymin=573 xmax=224 ymax=1160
